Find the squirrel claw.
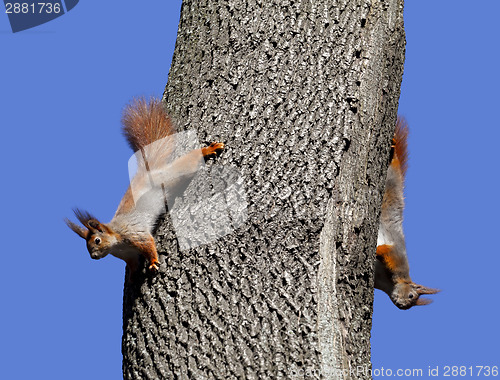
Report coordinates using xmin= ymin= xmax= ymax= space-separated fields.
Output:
xmin=148 ymin=262 xmax=159 ymax=271
xmin=202 ymin=142 xmax=225 ymax=158
xmin=210 ymin=141 xmax=224 ymax=148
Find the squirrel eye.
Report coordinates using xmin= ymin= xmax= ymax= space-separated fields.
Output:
xmin=94 ymin=237 xmax=101 ymax=245
xmin=408 ymin=293 xmax=414 ymax=299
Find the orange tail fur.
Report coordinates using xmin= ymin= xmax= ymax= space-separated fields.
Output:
xmin=393 ymin=116 xmax=409 ymax=178
xmin=121 ymin=97 xmax=175 ymax=152
xmin=121 ymin=97 xmax=176 ymax=169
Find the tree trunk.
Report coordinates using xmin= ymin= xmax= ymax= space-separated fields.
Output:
xmin=122 ymin=0 xmax=405 ymax=379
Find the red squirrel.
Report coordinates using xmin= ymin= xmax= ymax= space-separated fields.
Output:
xmin=65 ymin=97 xmax=224 ymax=273
xmin=375 ymin=117 xmax=439 ymax=309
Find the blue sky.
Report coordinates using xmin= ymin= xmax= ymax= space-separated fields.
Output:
xmin=1 ymin=1 xmax=498 ymax=379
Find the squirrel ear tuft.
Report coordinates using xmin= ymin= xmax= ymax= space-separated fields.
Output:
xmin=73 ymin=208 xmax=98 ymax=225
xmin=415 ymin=284 xmax=440 ymax=295
xmin=72 ymin=209 xmax=103 ymax=232
xmin=415 ymin=297 xmax=433 ymax=306
xmin=65 ymin=218 xmax=88 ymax=239
xmin=87 ymin=219 xmax=104 ymax=232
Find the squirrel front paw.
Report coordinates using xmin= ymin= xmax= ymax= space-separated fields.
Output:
xmin=148 ymin=261 xmax=159 ymax=271
xmin=202 ymin=142 xmax=225 ymax=158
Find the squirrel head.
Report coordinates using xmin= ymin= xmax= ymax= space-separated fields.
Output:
xmin=65 ymin=209 xmax=118 ymax=260
xmin=390 ymin=280 xmax=440 ymax=310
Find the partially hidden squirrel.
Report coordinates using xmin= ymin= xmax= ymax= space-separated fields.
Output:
xmin=375 ymin=117 xmax=439 ymax=309
xmin=65 ymin=97 xmax=224 ymax=274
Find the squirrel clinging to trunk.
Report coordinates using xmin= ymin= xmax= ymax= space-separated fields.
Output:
xmin=65 ymin=97 xmax=224 ymax=274
xmin=375 ymin=117 xmax=439 ymax=309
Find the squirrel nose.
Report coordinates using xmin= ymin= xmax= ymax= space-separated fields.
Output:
xmin=395 ymin=301 xmax=411 ymax=310
xmin=90 ymin=252 xmax=102 ymax=260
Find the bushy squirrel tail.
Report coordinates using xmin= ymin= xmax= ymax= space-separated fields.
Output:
xmin=393 ymin=116 xmax=409 ymax=178
xmin=121 ymin=97 xmax=176 ymax=169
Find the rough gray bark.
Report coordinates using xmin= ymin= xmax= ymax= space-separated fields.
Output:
xmin=122 ymin=0 xmax=405 ymax=379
